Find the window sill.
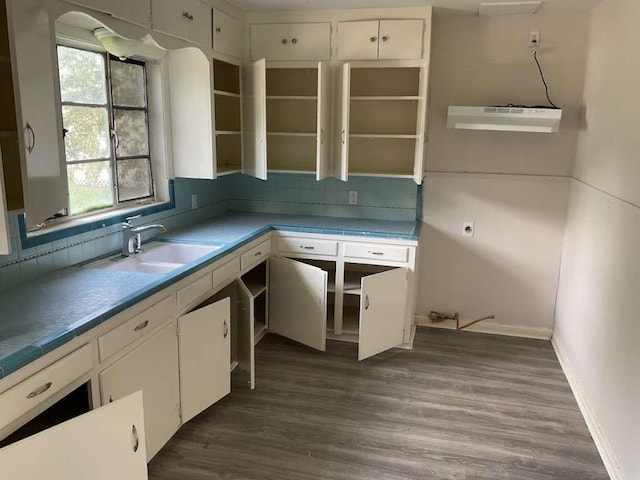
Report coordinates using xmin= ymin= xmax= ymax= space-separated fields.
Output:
xmin=19 ymin=180 xmax=175 ymax=249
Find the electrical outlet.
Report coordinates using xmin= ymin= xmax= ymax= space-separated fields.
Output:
xmin=529 ymin=30 xmax=540 ymax=48
xmin=463 ymin=221 xmax=474 ymax=237
xmin=191 ymin=194 xmax=198 ymax=210
xmin=348 ymin=191 xmax=358 ymax=205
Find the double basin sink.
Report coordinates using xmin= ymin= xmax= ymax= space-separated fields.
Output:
xmin=87 ymin=242 xmax=221 ymax=275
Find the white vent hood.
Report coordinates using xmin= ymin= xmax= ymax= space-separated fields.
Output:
xmin=447 ymin=106 xmax=562 ymax=133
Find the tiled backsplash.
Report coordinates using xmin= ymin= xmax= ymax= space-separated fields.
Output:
xmin=0 ymin=174 xmax=418 ymax=291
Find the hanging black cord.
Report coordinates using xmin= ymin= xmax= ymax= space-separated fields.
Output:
xmin=533 ymin=49 xmax=559 ymax=109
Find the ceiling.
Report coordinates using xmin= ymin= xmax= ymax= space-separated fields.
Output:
xmin=230 ymin=0 xmax=602 ymax=13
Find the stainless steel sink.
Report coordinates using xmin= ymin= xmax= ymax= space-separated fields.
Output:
xmin=86 ymin=242 xmax=221 ymax=274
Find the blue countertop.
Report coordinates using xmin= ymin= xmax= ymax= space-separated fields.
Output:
xmin=0 ymin=212 xmax=419 ymax=379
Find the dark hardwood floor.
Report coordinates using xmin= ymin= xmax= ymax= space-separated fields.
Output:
xmin=148 ymin=328 xmax=608 ymax=480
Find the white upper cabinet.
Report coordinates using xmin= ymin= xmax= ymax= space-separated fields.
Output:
xmin=0 ymin=392 xmax=148 ymax=480
xmin=213 ymin=9 xmax=243 ymax=59
xmin=6 ymin=0 xmax=68 ymax=230
xmin=378 ymin=20 xmax=424 ymax=60
xmin=0 ymin=148 xmax=10 ymax=255
xmin=337 ymin=19 xmax=424 ymax=60
xmin=62 ymin=0 xmax=152 ymax=28
xmin=250 ymin=23 xmax=331 ymax=61
xmin=151 ymin=0 xmax=212 ymax=48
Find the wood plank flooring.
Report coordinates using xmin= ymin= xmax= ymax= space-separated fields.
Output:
xmin=148 ymin=328 xmax=608 ymax=480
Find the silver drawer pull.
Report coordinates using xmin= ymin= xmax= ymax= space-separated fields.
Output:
xmin=370 ymin=36 xmax=377 ymax=42
xmin=223 ymin=320 xmax=229 ymax=339
xmin=382 ymin=36 xmax=389 ymax=42
xmin=369 ymin=251 xmax=384 ymax=256
xmin=364 ymin=295 xmax=370 ymax=310
xmin=216 ymin=26 xmax=221 ymax=33
xmin=134 ymin=320 xmax=149 ymax=332
xmin=132 ymin=425 xmax=139 ymax=453
xmin=25 ymin=122 xmax=36 ymax=153
xmin=26 ymin=382 xmax=52 ymax=399
xmin=254 ymin=251 xmax=262 ymax=257
xmin=299 ymin=245 xmax=315 ymax=250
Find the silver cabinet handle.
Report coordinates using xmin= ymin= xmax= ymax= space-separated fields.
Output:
xmin=320 ymin=129 xmax=325 ymax=144
xmin=282 ymin=38 xmax=288 ymax=44
xmin=132 ymin=425 xmax=139 ymax=453
xmin=254 ymin=251 xmax=262 ymax=257
xmin=364 ymin=295 xmax=370 ymax=310
xmin=27 ymin=382 xmax=52 ymax=399
xmin=25 ymin=122 xmax=35 ymax=153
xmin=182 ymin=11 xmax=194 ymax=21
xmin=341 ymin=129 xmax=346 ymax=144
xmin=134 ymin=320 xmax=149 ymax=332
xmin=291 ymin=38 xmax=297 ymax=44
xmin=223 ymin=320 xmax=229 ymax=339
xmin=111 ymin=128 xmax=119 ymax=150
xmin=369 ymin=251 xmax=384 ymax=256
xmin=382 ymin=36 xmax=389 ymax=42
xmin=216 ymin=26 xmax=221 ymax=33
xmin=299 ymin=245 xmax=315 ymax=250
xmin=370 ymin=36 xmax=377 ymax=42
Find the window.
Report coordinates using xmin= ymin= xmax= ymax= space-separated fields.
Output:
xmin=57 ymin=45 xmax=154 ymax=216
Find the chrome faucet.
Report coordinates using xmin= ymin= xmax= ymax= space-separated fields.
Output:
xmin=121 ymin=215 xmax=167 ymax=256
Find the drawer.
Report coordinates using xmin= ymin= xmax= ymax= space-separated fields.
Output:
xmin=277 ymin=237 xmax=338 ymax=256
xmin=343 ymin=242 xmax=409 ymax=263
xmin=177 ymin=272 xmax=213 ymax=311
xmin=212 ymin=257 xmax=240 ymax=289
xmin=240 ymin=239 xmax=271 ymax=270
xmin=98 ymin=296 xmax=176 ymax=362
xmin=0 ymin=344 xmax=93 ymax=430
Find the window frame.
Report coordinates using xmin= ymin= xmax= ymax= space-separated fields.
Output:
xmin=57 ymin=44 xmax=155 ymax=219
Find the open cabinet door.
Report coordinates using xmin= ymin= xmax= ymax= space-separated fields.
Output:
xmin=237 ymin=280 xmax=256 ymax=389
xmin=359 ymin=268 xmax=408 ymax=361
xmin=269 ymin=257 xmax=327 ymax=351
xmin=414 ymin=63 xmax=429 ymax=185
xmin=242 ymin=58 xmax=267 ymax=180
xmin=331 ymin=62 xmax=350 ymax=181
xmin=316 ymin=62 xmax=332 ymax=180
xmin=178 ymin=297 xmax=231 ymax=423
xmin=0 ymin=391 xmax=148 ymax=479
xmin=7 ymin=0 xmax=69 ymax=229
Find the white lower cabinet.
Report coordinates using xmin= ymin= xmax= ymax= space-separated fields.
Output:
xmin=99 ymin=323 xmax=181 ymax=461
xmin=177 ymin=297 xmax=231 ymax=423
xmin=0 ymin=392 xmax=148 ymax=480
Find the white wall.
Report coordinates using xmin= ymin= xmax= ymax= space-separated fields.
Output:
xmin=418 ymin=11 xmax=588 ymax=335
xmin=554 ymin=1 xmax=640 ymax=479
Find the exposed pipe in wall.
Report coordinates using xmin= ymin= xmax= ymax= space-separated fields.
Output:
xmin=429 ymin=311 xmax=495 ymax=331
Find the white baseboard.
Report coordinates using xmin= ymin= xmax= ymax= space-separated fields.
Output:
xmin=551 ymin=338 xmax=624 ymax=480
xmin=415 ymin=315 xmax=552 ymax=340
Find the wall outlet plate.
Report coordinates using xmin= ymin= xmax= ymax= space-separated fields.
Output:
xmin=463 ymin=221 xmax=475 ymax=237
xmin=529 ymin=31 xmax=540 ymax=48
xmin=348 ymin=191 xmax=358 ymax=205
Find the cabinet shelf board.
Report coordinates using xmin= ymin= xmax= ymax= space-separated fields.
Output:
xmin=266 ymin=95 xmax=317 ymax=101
xmin=214 ymin=90 xmax=241 ymax=98
xmin=245 ymin=282 xmax=267 ymax=299
xmin=350 ymin=134 xmax=419 ymax=139
xmin=216 ymin=130 xmax=242 ymax=135
xmin=254 ymin=322 xmax=267 ymax=345
xmin=351 ymin=96 xmax=422 ymax=101
xmin=267 ymin=132 xmax=316 ymax=137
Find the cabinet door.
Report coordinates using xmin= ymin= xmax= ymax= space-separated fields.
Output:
xmin=336 ymin=20 xmax=379 ymax=60
xmin=99 ymin=324 xmax=180 ymax=461
xmin=250 ymin=23 xmax=330 ymax=61
xmin=178 ymin=297 xmax=231 ymax=423
xmin=414 ymin=64 xmax=429 ymax=185
xmin=213 ymin=9 xmax=243 ymax=59
xmin=152 ymin=0 xmax=211 ymax=48
xmin=242 ymin=58 xmax=267 ymax=180
xmin=64 ymin=0 xmax=152 ymax=28
xmin=269 ymin=256 xmax=327 ymax=351
xmin=316 ymin=62 xmax=332 ymax=181
xmin=358 ymin=268 xmax=407 ymax=361
xmin=7 ymin=0 xmax=68 ymax=230
xmin=332 ymin=63 xmax=350 ymax=181
xmin=0 ymin=149 xmax=9 ymax=255
xmin=237 ymin=280 xmax=256 ymax=389
xmin=378 ymin=20 xmax=424 ymax=60
xmin=0 ymin=392 xmax=148 ymax=480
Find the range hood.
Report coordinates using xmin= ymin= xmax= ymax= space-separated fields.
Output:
xmin=447 ymin=106 xmax=562 ymax=133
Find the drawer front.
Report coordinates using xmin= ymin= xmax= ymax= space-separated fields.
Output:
xmin=98 ymin=296 xmax=176 ymax=362
xmin=177 ymin=272 xmax=213 ymax=311
xmin=277 ymin=237 xmax=338 ymax=257
xmin=344 ymin=242 xmax=409 ymax=263
xmin=212 ymin=257 xmax=240 ymax=289
xmin=0 ymin=344 xmax=93 ymax=430
xmin=240 ymin=239 xmax=271 ymax=270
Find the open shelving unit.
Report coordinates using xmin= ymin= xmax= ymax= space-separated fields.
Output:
xmin=265 ymin=67 xmax=319 ymax=173
xmin=213 ymin=59 xmax=242 ymax=174
xmin=240 ymin=260 xmax=268 ymax=344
